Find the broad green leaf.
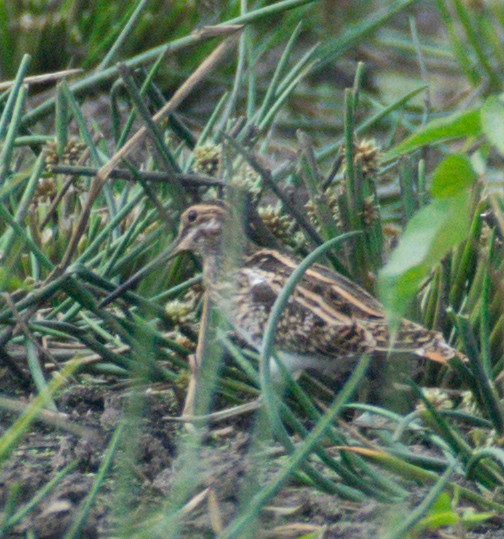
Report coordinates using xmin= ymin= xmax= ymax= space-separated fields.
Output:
xmin=481 ymin=95 xmax=504 ymax=156
xmin=378 ymin=190 xmax=472 ymax=326
xmin=430 ymin=154 xmax=477 ymax=199
xmin=429 ymin=492 xmax=452 ymax=513
xmin=414 ymin=511 xmax=459 ymax=532
xmin=396 ymin=489 xmax=458 ymax=537
xmin=385 ymin=108 xmax=481 ymax=160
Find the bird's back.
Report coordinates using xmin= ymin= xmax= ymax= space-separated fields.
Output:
xmin=226 ymin=249 xmax=459 ymax=365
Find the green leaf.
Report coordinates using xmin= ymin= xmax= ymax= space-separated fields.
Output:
xmin=462 ymin=511 xmax=497 ymax=524
xmin=429 ymin=492 xmax=452 ymax=513
xmin=409 ymin=492 xmax=458 ymax=535
xmin=481 ymin=95 xmax=504 ymax=156
xmin=414 ymin=511 xmax=459 ymax=532
xmin=385 ymin=108 xmax=481 ymax=160
xmin=430 ymin=154 xmax=477 ymax=199
xmin=378 ymin=154 xmax=477 ymax=325
xmin=378 ymin=190 xmax=472 ymax=325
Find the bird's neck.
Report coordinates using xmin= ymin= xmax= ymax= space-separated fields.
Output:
xmin=201 ymin=251 xmax=223 ymax=285
xmin=201 ymin=239 xmax=252 ymax=287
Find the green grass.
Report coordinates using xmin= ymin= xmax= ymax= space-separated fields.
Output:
xmin=1 ymin=0 xmax=504 ymax=537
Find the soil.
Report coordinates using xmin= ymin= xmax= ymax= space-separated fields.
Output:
xmin=1 ymin=370 xmax=503 ymax=538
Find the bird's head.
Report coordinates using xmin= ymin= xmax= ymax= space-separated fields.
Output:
xmin=174 ymin=201 xmax=229 ymax=259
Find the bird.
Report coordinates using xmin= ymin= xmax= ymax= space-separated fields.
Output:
xmin=170 ymin=200 xmax=463 ymax=388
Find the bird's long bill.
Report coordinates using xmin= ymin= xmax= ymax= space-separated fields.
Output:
xmin=99 ymin=238 xmax=183 ymax=307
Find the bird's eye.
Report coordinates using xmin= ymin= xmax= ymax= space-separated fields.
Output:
xmin=187 ymin=209 xmax=198 ymax=223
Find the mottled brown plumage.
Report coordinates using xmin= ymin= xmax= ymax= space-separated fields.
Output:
xmin=173 ymin=202 xmax=462 ymax=375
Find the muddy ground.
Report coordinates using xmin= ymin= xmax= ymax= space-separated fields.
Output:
xmin=1 ymin=370 xmax=504 ymax=538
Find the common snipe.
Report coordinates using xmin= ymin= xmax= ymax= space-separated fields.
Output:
xmin=170 ymin=201 xmax=462 ymax=380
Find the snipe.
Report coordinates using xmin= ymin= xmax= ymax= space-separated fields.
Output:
xmin=171 ymin=201 xmax=463 ymax=379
